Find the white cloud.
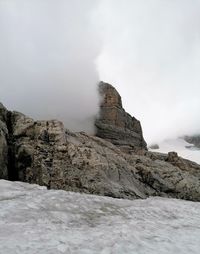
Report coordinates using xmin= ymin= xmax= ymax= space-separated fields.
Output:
xmin=96 ymin=0 xmax=200 ymax=144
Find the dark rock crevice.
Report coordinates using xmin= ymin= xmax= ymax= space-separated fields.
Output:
xmin=6 ymin=111 xmax=19 ymax=181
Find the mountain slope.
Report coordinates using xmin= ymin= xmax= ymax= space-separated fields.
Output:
xmin=1 ymin=83 xmax=200 ymax=201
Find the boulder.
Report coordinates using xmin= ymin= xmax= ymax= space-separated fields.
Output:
xmin=184 ymin=135 xmax=200 ymax=148
xmin=149 ymin=144 xmax=159 ymax=150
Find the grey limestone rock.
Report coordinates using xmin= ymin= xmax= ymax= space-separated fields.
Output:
xmin=95 ymin=82 xmax=147 ymax=152
xmin=2 ymin=110 xmax=199 ymax=201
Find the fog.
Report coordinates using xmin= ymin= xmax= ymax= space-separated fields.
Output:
xmin=1 ymin=1 xmax=200 ymax=144
xmin=96 ymin=0 xmax=200 ymax=144
xmin=0 ymin=0 xmax=100 ymax=134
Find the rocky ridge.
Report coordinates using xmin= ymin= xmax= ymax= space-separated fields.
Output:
xmin=0 ymin=84 xmax=200 ymax=201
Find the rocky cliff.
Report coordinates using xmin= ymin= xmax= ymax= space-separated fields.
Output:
xmin=0 ymin=85 xmax=200 ymax=201
xmin=95 ymin=82 xmax=147 ymax=153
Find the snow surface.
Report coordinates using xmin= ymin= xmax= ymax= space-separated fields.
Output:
xmin=150 ymin=138 xmax=200 ymax=164
xmin=0 ymin=181 xmax=200 ymax=254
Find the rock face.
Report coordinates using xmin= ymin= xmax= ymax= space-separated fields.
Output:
xmin=0 ymin=84 xmax=200 ymax=201
xmin=95 ymin=82 xmax=147 ymax=152
xmin=0 ymin=103 xmax=8 ymax=179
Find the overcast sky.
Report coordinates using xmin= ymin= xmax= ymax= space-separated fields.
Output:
xmin=0 ymin=0 xmax=200 ymax=143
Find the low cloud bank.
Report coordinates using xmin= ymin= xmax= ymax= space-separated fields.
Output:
xmin=0 ymin=0 xmax=100 ymax=134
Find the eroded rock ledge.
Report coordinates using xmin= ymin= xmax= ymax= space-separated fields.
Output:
xmin=0 ymin=84 xmax=200 ymax=201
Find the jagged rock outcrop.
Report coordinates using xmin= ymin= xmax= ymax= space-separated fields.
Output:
xmin=95 ymin=82 xmax=147 ymax=152
xmin=0 ymin=84 xmax=200 ymax=201
xmin=184 ymin=135 xmax=200 ymax=148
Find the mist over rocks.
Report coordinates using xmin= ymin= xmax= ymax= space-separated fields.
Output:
xmin=1 ymin=0 xmax=200 ymax=143
xmin=0 ymin=1 xmax=200 ymax=204
xmin=0 ymin=0 xmax=100 ymax=134
xmin=0 ymin=85 xmax=200 ymax=202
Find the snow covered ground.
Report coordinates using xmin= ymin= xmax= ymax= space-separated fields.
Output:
xmin=0 ymin=180 xmax=200 ymax=254
xmin=150 ymin=138 xmax=200 ymax=164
